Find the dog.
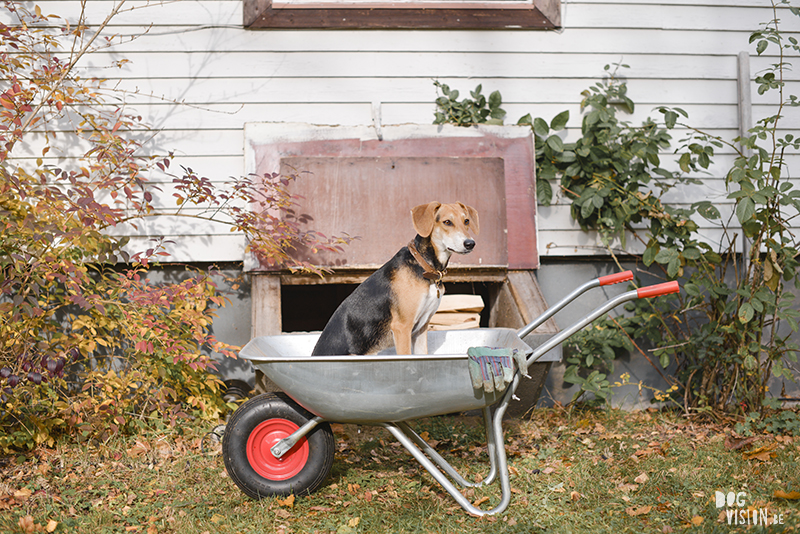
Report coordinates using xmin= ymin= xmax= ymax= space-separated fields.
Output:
xmin=311 ymin=201 xmax=479 ymax=356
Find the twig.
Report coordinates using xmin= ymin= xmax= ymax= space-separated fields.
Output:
xmin=607 ymin=314 xmax=672 ymax=385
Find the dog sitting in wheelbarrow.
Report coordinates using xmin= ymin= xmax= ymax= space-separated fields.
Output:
xmin=312 ymin=201 xmax=478 ymax=356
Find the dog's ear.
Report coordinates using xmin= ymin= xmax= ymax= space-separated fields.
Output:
xmin=411 ymin=202 xmax=441 ymax=237
xmin=459 ymin=202 xmax=480 ymax=236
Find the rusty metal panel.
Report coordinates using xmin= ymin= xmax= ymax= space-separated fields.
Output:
xmin=280 ymin=156 xmax=507 ymax=269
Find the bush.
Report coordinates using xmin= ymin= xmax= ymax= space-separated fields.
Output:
xmin=432 ymin=1 xmax=800 ymax=419
xmin=0 ymin=1 xmax=346 ymax=450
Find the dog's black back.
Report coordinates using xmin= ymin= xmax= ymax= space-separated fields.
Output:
xmin=311 ymin=248 xmax=405 ymax=356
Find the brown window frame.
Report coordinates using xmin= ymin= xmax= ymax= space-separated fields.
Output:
xmin=244 ymin=0 xmax=561 ymax=30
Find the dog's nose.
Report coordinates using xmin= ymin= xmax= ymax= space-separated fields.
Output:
xmin=464 ymin=239 xmax=475 ymax=251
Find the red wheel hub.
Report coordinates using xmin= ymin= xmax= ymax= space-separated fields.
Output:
xmin=246 ymin=418 xmax=309 ymax=480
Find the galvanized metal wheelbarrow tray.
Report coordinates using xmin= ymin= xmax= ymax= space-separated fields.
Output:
xmin=223 ymin=272 xmax=679 ymax=516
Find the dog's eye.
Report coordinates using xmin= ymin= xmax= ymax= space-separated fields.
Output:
xmin=443 ymin=219 xmax=453 ymax=226
xmin=464 ymin=219 xmax=470 ymax=226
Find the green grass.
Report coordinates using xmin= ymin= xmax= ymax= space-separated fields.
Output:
xmin=2 ymin=407 xmax=799 ymax=533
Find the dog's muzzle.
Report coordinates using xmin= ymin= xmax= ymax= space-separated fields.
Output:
xmin=463 ymin=239 xmax=475 ymax=251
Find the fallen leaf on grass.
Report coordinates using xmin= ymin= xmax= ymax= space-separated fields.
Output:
xmin=774 ymin=489 xmax=800 ymax=500
xmin=570 ymin=491 xmax=581 ymax=501
xmin=0 ymin=496 xmax=15 ymax=511
xmin=418 ymin=431 xmax=439 ymax=447
xmin=725 ymin=435 xmax=757 ymax=451
xmin=690 ymin=515 xmax=704 ymax=526
xmin=276 ymin=494 xmax=295 ymax=508
xmin=594 ymin=422 xmax=606 ymax=434
xmin=154 ymin=440 xmax=173 ymax=459
xmin=127 ymin=440 xmax=150 ymax=458
xmin=17 ymin=516 xmax=35 ymax=534
xmin=13 ymin=488 xmax=32 ymax=501
xmin=632 ymin=441 xmax=669 ymax=460
xmin=634 ymin=473 xmax=649 ymax=484
xmin=625 ymin=505 xmax=651 ymax=516
xmin=473 ymin=496 xmax=490 ymax=507
xmin=743 ymin=443 xmax=778 ymax=462
xmin=15 ymin=516 xmax=58 ymax=534
xmin=310 ymin=506 xmax=334 ymax=512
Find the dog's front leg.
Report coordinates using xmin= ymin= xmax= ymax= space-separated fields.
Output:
xmin=391 ymin=321 xmax=413 ymax=355
xmin=411 ymin=331 xmax=428 ymax=355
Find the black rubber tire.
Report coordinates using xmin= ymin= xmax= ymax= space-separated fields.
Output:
xmin=223 ymin=392 xmax=335 ymax=499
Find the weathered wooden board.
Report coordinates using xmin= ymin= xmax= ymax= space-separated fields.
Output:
xmin=278 ymin=156 xmax=507 ymax=269
xmin=246 ymin=123 xmax=538 ymax=270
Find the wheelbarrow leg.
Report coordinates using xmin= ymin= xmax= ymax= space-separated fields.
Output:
xmin=395 ymin=405 xmax=498 ymax=488
xmin=381 ymin=374 xmax=519 ymax=516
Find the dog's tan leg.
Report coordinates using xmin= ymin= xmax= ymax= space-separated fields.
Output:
xmin=391 ymin=269 xmax=432 ymax=355
xmin=391 ymin=321 xmax=413 ymax=355
xmin=412 ymin=328 xmax=429 ymax=355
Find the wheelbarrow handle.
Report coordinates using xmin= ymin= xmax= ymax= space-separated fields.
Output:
xmin=517 ymin=270 xmax=633 ymax=339
xmin=637 ymin=280 xmax=680 ymax=298
xmin=525 ymin=281 xmax=680 ymax=367
xmin=598 ymin=270 xmax=634 ymax=286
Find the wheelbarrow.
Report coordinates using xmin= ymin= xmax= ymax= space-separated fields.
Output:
xmin=223 ymin=272 xmax=679 ymax=516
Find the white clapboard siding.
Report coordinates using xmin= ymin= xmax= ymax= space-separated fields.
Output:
xmin=9 ymin=0 xmax=800 ymax=262
xmin=73 ymin=27 xmax=761 ymax=55
xmin=121 ymin=235 xmax=247 ymax=262
xmin=77 ymin=52 xmax=746 ymax=80
xmin=97 ymin=77 xmax=743 ymax=106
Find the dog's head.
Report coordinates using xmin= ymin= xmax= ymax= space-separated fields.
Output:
xmin=411 ymin=201 xmax=479 ymax=254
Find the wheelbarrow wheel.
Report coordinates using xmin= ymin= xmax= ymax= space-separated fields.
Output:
xmin=223 ymin=392 xmax=335 ymax=499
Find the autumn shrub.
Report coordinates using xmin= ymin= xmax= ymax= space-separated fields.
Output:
xmin=533 ymin=2 xmax=800 ymax=418
xmin=433 ymin=1 xmax=800 ymax=419
xmin=0 ymin=1 xmax=345 ymax=450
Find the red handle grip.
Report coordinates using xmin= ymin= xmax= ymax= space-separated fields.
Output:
xmin=637 ymin=281 xmax=680 ymax=299
xmin=598 ymin=270 xmax=634 ymax=286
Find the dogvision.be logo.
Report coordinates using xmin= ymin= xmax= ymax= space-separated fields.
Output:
xmin=715 ymin=491 xmax=784 ymax=527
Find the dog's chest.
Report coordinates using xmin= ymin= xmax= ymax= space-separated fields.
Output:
xmin=414 ymin=282 xmax=443 ymax=331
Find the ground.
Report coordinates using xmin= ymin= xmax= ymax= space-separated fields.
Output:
xmin=1 ymin=407 xmax=799 ymax=533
